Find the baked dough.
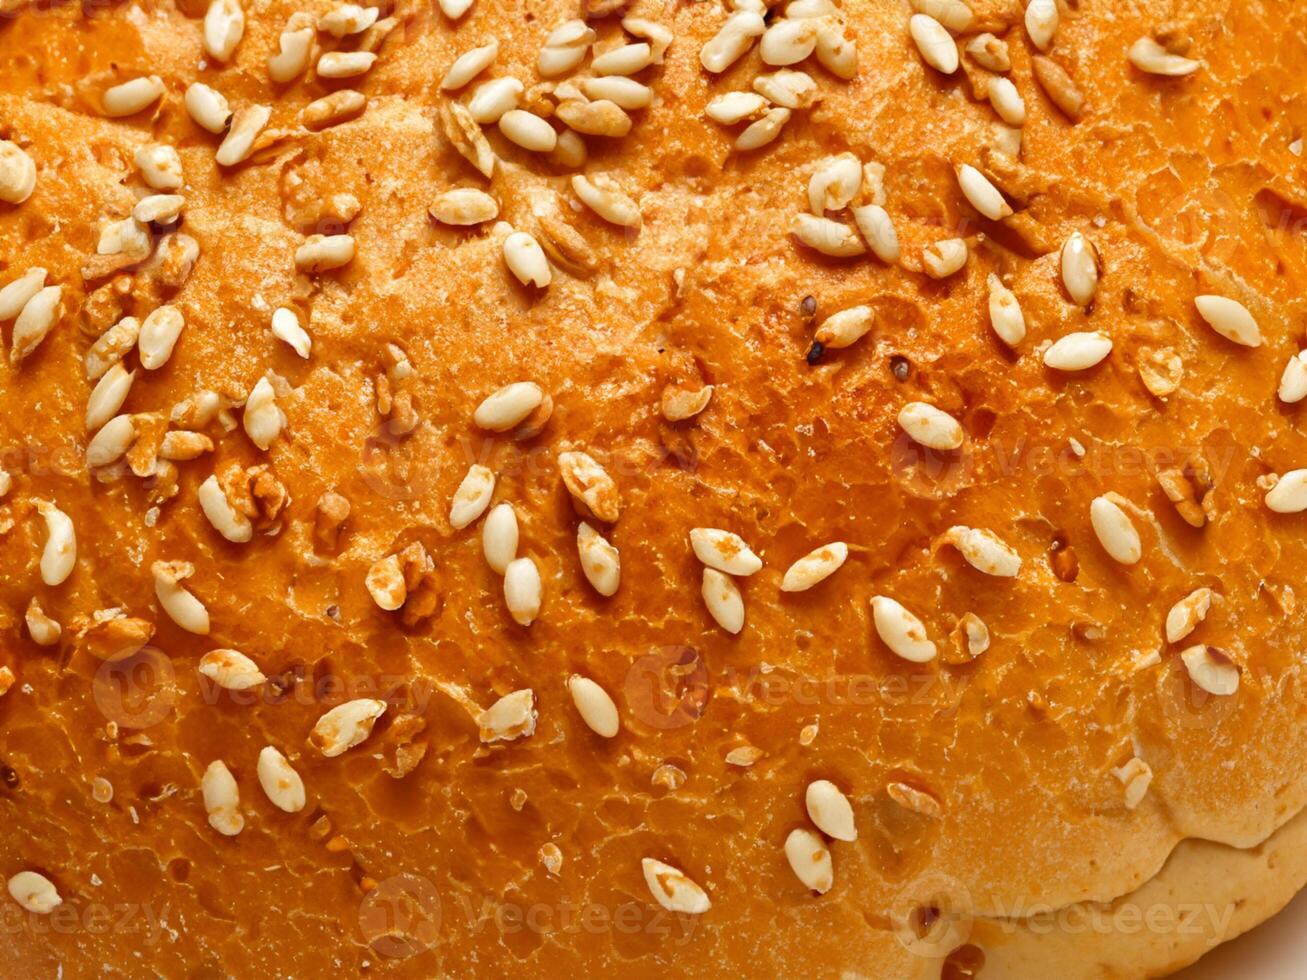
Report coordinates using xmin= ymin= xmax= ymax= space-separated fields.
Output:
xmin=1 ymin=0 xmax=1306 ymax=976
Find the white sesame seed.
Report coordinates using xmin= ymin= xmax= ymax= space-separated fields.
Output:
xmin=641 ymin=859 xmax=711 ymax=914
xmin=987 ymin=76 xmax=1026 ymax=126
xmin=813 ymin=17 xmax=857 ymax=79
xmin=270 ymin=307 xmax=312 ymax=358
xmin=1024 ymin=0 xmax=1058 ymax=52
xmin=661 ymin=384 xmax=714 ymax=421
xmin=257 ymin=746 xmax=306 ymax=813
xmin=0 ymin=140 xmax=36 ymax=204
xmin=736 ymin=107 xmax=791 ymax=151
xmin=577 ymin=521 xmax=621 ymax=596
xmin=34 ymin=499 xmax=76 ymax=586
xmin=198 ymin=475 xmax=253 ymax=543
xmin=86 ymin=363 xmax=135 ymax=431
xmin=792 ymin=214 xmax=865 ymax=257
xmin=1060 ymin=231 xmax=1099 ymax=306
xmin=909 ymin=14 xmax=959 ymax=74
xmin=1043 ymin=331 xmax=1113 ymax=371
xmin=956 ymin=164 xmax=1012 ymax=220
xmin=184 ymin=83 xmax=232 ymax=134
xmin=319 ymin=3 xmax=378 ymax=37
xmin=216 ymin=104 xmax=271 ymax=167
xmin=572 ymin=173 xmax=642 ymax=227
xmin=9 ymin=284 xmax=63 ymax=365
xmin=295 ymin=234 xmax=355 ymax=273
xmin=134 ymin=143 xmax=183 ymax=191
xmin=102 ymin=75 xmax=165 ymax=117
xmin=442 ymin=38 xmax=499 ymax=91
xmin=7 ymin=872 xmax=61 ymax=915
xmin=870 ymin=596 xmax=937 ymax=663
xmin=760 ymin=17 xmax=817 ymax=66
xmin=780 ymin=542 xmax=848 ymax=592
xmin=1165 ymin=588 xmax=1213 ymax=645
xmin=243 ymin=376 xmax=285 ymax=450
xmin=921 ymin=239 xmax=968 ymax=278
xmin=986 ymin=274 xmax=1026 ymax=347
xmin=468 ymin=77 xmax=523 ymax=124
xmin=898 ymin=401 xmax=964 ymax=450
xmin=1194 ymin=294 xmax=1262 ymax=348
xmin=153 ymin=560 xmax=210 ymax=634
xmin=852 ymin=205 xmax=900 ymax=263
xmin=310 ymin=699 xmax=387 ymax=757
xmin=268 ymin=23 xmax=314 ymax=83
xmin=475 ymin=382 xmax=544 ymax=431
xmin=317 ymin=51 xmax=377 ymax=79
xmin=502 ymin=230 xmax=552 ymax=287
xmin=438 ymin=0 xmax=473 ymax=17
xmin=1266 ymin=470 xmax=1307 ymax=514
xmin=582 ymin=76 xmax=653 ymax=110
xmin=198 ymin=649 xmax=266 ymax=691
xmin=203 ymin=0 xmax=245 ymax=62
xmin=498 ymin=109 xmax=558 ymax=152
xmin=539 ymin=20 xmax=595 ymax=78
xmin=1090 ymin=494 xmax=1143 ymax=565
xmin=478 ymin=689 xmax=537 ymax=742
xmin=814 ymin=305 xmax=873 ymax=349
xmin=86 ymin=415 xmax=136 ymax=468
xmin=133 ymin=194 xmax=184 ymax=225
xmin=805 ymin=779 xmax=856 ymax=841
xmin=366 ymin=554 xmax=406 ymax=611
xmin=592 ymin=42 xmax=654 ymax=76
xmin=504 ymin=557 xmax=542 ymax=626
xmin=784 ymin=828 xmax=833 ymax=894
xmin=1128 ymin=37 xmax=1201 ymax=77
xmin=558 ymin=451 xmax=621 ymax=522
xmin=482 ymin=503 xmax=519 ymax=574
xmin=1179 ymin=645 xmax=1240 ymax=696
xmin=965 ymin=33 xmax=1011 ymax=72
xmin=701 ymin=568 xmax=745 ymax=634
xmin=567 ymin=675 xmax=620 ymax=737
xmin=690 ymin=527 xmax=762 ymax=576
xmin=621 ymin=16 xmax=674 ymax=63
xmin=943 ymin=526 xmax=1021 ymax=577
xmin=910 ymin=0 xmax=973 ymax=32
xmin=201 ymin=759 xmax=244 ymax=836
xmin=1278 ymin=352 xmax=1307 ymax=403
xmin=705 ymin=91 xmax=768 ymax=125
xmin=753 ymin=69 xmax=819 ymax=109
xmin=700 ymin=11 xmax=765 ymax=74
xmin=450 ymin=464 xmax=496 ymax=529
xmin=0 ymin=267 xmax=45 ymax=320
xmin=808 ymin=153 xmax=862 ymax=214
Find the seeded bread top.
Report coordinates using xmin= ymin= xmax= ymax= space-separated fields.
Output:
xmin=1 ymin=0 xmax=1307 ymax=977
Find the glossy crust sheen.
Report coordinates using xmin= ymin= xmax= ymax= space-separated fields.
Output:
xmin=1 ymin=0 xmax=1306 ymax=977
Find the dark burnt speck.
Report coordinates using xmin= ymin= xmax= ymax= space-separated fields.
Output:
xmin=891 ymin=356 xmax=911 ymax=380
xmin=806 ymin=341 xmax=825 ymax=365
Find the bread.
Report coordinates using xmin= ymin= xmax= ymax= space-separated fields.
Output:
xmin=2 ymin=0 xmax=1306 ymax=976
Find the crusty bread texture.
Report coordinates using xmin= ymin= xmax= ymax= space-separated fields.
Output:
xmin=2 ymin=0 xmax=1307 ymax=977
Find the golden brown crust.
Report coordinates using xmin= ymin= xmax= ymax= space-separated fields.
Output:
xmin=1 ymin=0 xmax=1307 ymax=976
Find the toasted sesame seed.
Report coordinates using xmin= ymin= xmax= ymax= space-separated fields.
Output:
xmin=661 ymin=384 xmax=714 ymax=421
xmin=1278 ymin=352 xmax=1307 ymax=403
xmin=478 ymin=689 xmax=537 ymax=742
xmin=736 ymin=107 xmax=791 ymax=151
xmin=622 ymin=16 xmax=673 ymax=63
xmin=576 ymin=521 xmax=620 ymax=596
xmin=319 ymin=3 xmax=378 ymax=37
xmin=302 ymin=90 xmax=368 ymax=129
xmin=133 ymin=194 xmax=184 ymax=225
xmin=910 ymin=14 xmax=959 ymax=74
xmin=700 ymin=10 xmax=765 ymax=74
xmin=539 ymin=20 xmax=596 ymax=77
xmin=450 ymin=464 xmax=496 ymax=529
xmin=956 ymin=164 xmax=1012 ymax=220
xmin=203 ymin=0 xmax=245 ymax=62
xmin=242 ymin=377 xmax=285 ymax=450
xmin=1128 ymin=37 xmax=1201 ymax=76
xmin=871 ymin=596 xmax=937 ymax=663
xmin=317 ymin=51 xmax=377 ymax=79
xmin=809 ymin=153 xmax=862 ymax=214
xmin=268 ymin=22 xmax=314 ymax=83
xmin=567 ymin=675 xmax=620 ymax=737
xmin=102 ymin=75 xmax=165 ymax=117
xmin=134 ymin=144 xmax=183 ymax=191
xmin=1090 ymin=494 xmax=1143 ymax=565
xmin=1043 ymin=331 xmax=1113 ymax=371
xmin=987 ymin=76 xmax=1026 ymax=126
xmin=690 ymin=527 xmax=762 ymax=576
xmin=572 ymin=173 xmax=641 ymax=226
xmin=1024 ymin=0 xmax=1058 ymax=52
xmin=1032 ymin=55 xmax=1084 ymax=120
xmin=482 ymin=503 xmax=519 ymax=574
xmin=0 ymin=140 xmax=36 ymax=204
xmin=6 ymin=873 xmax=61 ymax=915
xmin=86 ymin=415 xmax=136 ymax=468
xmin=257 ymin=746 xmax=306 ymax=813
xmin=216 ymin=105 xmax=271 ymax=166
xmin=1060 ymin=231 xmax=1099 ymax=305
xmin=910 ymin=0 xmax=972 ymax=32
xmin=1194 ymin=294 xmax=1262 ymax=348
xmin=153 ymin=560 xmax=209 ymax=634
xmin=965 ymin=32 xmax=1010 ymax=72
xmin=438 ymin=0 xmax=473 ymax=17
xmin=780 ymin=542 xmax=848 ymax=592
xmin=34 ymin=500 xmax=75 ymax=587
xmin=784 ymin=828 xmax=833 ymax=894
xmin=792 ymin=214 xmax=865 ymax=257
xmin=852 ymin=205 xmax=900 ymax=263
xmin=815 ymin=308 xmax=878 ymax=355
xmin=805 ymin=779 xmax=856 ymax=841
xmin=1112 ymin=757 xmax=1153 ymax=809
xmin=813 ymin=17 xmax=857 ymax=78
xmin=558 ymin=451 xmax=621 ymax=522
xmin=642 ymin=859 xmax=711 ymax=914
xmin=442 ymin=38 xmax=499 ymax=90
xmin=185 ymin=83 xmax=232 ymax=134
xmin=592 ymin=41 xmax=654 ymax=75
xmin=270 ymin=307 xmax=311 ymax=358
xmin=310 ymin=699 xmax=387 ymax=757
xmin=1265 ymin=470 xmax=1307 ymax=514
xmin=1165 ymin=588 xmax=1213 ymax=644
xmin=706 ymin=91 xmax=768 ymax=125
xmin=201 ymin=760 xmax=243 ymax=836
xmin=198 ymin=649 xmax=267 ymax=691
xmin=366 ymin=554 xmax=406 ymax=610
xmin=25 ymin=598 xmax=60 ymax=646
xmin=985 ymin=274 xmax=1026 ymax=347
xmin=0 ymin=267 xmax=45 ymax=320
xmin=898 ymin=401 xmax=964 ymax=450
xmin=701 ymin=567 xmax=745 ymax=633
xmin=198 ymin=475 xmax=253 ymax=543
xmin=583 ymin=75 xmax=653 ymax=109
xmin=498 ymin=109 xmax=558 ymax=152
xmin=760 ymin=17 xmax=817 ymax=66
xmin=468 ymin=77 xmax=524 ymax=124
xmin=921 ymin=238 xmax=968 ymax=278
xmin=1179 ymin=645 xmax=1240 ymax=696
xmin=503 ymin=230 xmax=552 ymax=287
xmin=10 ymin=285 xmax=63 ymax=365
xmin=86 ymin=363 xmax=135 ymax=431
xmin=753 ymin=68 xmax=819 ymax=109
xmin=943 ymin=526 xmax=1021 ymax=577
xmin=475 ymin=382 xmax=544 ymax=432
xmin=295 ymin=234 xmax=355 ymax=273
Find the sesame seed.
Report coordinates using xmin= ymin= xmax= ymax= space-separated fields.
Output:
xmin=805 ymin=779 xmax=856 ymax=841
xmin=700 ymin=11 xmax=765 ymax=74
xmin=1194 ymin=294 xmax=1262 ymax=348
xmin=641 ymin=859 xmax=711 ymax=914
xmin=871 ymin=596 xmax=937 ymax=663
xmin=1090 ymin=494 xmax=1143 ymax=565
xmin=784 ymin=829 xmax=833 ymax=894
xmin=909 ymin=14 xmax=959 ymax=75
xmin=0 ymin=140 xmax=36 ymax=204
xmin=1043 ymin=331 xmax=1113 ymax=371
xmin=1128 ymin=37 xmax=1201 ymax=76
xmin=1179 ymin=645 xmax=1240 ymax=696
xmin=442 ymin=38 xmax=499 ymax=91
